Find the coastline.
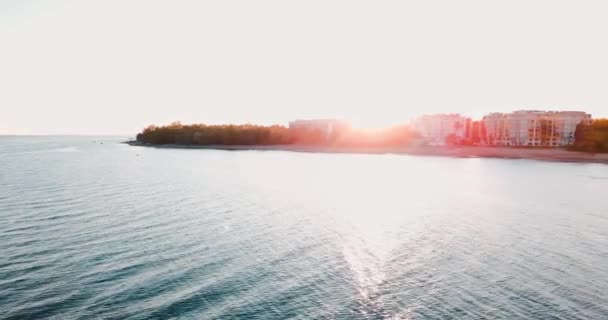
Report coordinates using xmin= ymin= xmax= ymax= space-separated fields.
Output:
xmin=124 ymin=141 xmax=608 ymax=164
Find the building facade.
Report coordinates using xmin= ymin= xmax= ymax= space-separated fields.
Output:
xmin=411 ymin=114 xmax=471 ymax=146
xmin=483 ymin=110 xmax=591 ymax=147
xmin=288 ymin=119 xmax=350 ymax=143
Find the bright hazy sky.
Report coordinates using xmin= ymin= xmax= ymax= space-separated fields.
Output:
xmin=1 ymin=1 xmax=607 ymax=134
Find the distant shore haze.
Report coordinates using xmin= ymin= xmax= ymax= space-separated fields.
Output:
xmin=135 ymin=111 xmax=608 ymax=153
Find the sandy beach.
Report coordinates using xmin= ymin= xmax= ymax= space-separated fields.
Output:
xmin=125 ymin=141 xmax=608 ymax=164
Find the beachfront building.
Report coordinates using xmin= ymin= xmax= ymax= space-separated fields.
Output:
xmin=411 ymin=114 xmax=472 ymax=146
xmin=288 ymin=119 xmax=350 ymax=143
xmin=483 ymin=112 xmax=511 ymax=145
xmin=469 ymin=120 xmax=487 ymax=145
xmin=483 ymin=110 xmax=591 ymax=147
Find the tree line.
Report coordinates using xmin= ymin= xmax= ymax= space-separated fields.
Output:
xmin=571 ymin=119 xmax=608 ymax=152
xmin=136 ymin=122 xmax=293 ymax=145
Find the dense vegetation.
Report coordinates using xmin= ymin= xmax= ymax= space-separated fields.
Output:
xmin=136 ymin=122 xmax=293 ymax=145
xmin=571 ymin=119 xmax=608 ymax=152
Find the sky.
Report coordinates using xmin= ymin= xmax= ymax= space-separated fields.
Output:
xmin=1 ymin=0 xmax=607 ymax=135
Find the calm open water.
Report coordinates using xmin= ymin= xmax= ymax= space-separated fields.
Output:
xmin=1 ymin=136 xmax=607 ymax=320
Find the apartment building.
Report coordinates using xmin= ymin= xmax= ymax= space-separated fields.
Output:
xmin=483 ymin=110 xmax=591 ymax=147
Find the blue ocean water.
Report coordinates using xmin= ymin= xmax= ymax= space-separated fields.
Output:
xmin=1 ymin=136 xmax=607 ymax=319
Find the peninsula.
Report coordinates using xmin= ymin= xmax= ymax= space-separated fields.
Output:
xmin=129 ymin=115 xmax=608 ymax=164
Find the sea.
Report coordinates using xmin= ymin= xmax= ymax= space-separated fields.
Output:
xmin=1 ymin=136 xmax=607 ymax=320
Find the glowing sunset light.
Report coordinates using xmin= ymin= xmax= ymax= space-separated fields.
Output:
xmin=2 ymin=1 xmax=608 ymax=134
xmin=1 ymin=1 xmax=608 ymax=319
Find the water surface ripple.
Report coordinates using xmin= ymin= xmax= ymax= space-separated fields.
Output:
xmin=1 ymin=136 xmax=607 ymax=319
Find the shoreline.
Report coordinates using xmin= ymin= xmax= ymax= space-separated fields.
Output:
xmin=124 ymin=141 xmax=608 ymax=164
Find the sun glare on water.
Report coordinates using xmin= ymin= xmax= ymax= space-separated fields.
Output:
xmin=294 ymin=155 xmax=439 ymax=319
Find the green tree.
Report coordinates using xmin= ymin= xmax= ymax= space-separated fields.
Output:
xmin=571 ymin=119 xmax=608 ymax=152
